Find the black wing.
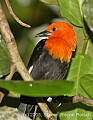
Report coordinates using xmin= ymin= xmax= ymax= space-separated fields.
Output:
xmin=31 ymin=50 xmax=69 ymax=80
xmin=27 ymin=39 xmax=47 ymax=68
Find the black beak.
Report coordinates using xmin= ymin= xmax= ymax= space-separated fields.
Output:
xmin=35 ymin=30 xmax=51 ymax=37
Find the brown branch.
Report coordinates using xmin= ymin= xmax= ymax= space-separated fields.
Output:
xmin=0 ymin=92 xmax=4 ymax=103
xmin=5 ymin=63 xmax=16 ymax=80
xmin=5 ymin=0 xmax=31 ymax=28
xmin=73 ymin=94 xmax=93 ymax=106
xmin=0 ymin=4 xmax=32 ymax=81
xmin=36 ymin=98 xmax=57 ymax=120
xmin=0 ymin=3 xmax=56 ymax=120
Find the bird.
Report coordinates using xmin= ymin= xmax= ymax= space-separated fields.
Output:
xmin=18 ymin=21 xmax=76 ymax=119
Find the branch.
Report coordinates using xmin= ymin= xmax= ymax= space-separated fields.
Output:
xmin=73 ymin=94 xmax=93 ymax=106
xmin=5 ymin=0 xmax=31 ymax=28
xmin=0 ymin=4 xmax=32 ymax=81
xmin=36 ymin=98 xmax=57 ymax=120
xmin=0 ymin=3 xmax=56 ymax=120
xmin=5 ymin=63 xmax=16 ymax=80
xmin=0 ymin=92 xmax=4 ymax=103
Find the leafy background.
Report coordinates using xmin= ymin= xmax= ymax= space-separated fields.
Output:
xmin=1 ymin=0 xmax=93 ymax=120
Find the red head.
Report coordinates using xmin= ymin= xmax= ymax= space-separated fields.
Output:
xmin=36 ymin=22 xmax=76 ymax=63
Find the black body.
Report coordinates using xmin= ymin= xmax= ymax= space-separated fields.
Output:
xmin=28 ymin=39 xmax=69 ymax=80
xmin=19 ymin=39 xmax=69 ymax=119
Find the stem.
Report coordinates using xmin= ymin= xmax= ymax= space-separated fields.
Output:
xmin=81 ymin=22 xmax=89 ymax=55
xmin=73 ymin=94 xmax=93 ymax=106
xmin=5 ymin=0 xmax=31 ymax=28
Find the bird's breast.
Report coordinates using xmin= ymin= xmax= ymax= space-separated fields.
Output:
xmin=29 ymin=50 xmax=69 ymax=80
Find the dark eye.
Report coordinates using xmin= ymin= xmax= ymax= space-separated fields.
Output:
xmin=52 ymin=27 xmax=57 ymax=31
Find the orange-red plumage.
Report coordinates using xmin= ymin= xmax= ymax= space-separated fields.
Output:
xmin=45 ymin=22 xmax=76 ymax=63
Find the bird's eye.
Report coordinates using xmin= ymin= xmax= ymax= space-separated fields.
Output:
xmin=52 ymin=27 xmax=57 ymax=31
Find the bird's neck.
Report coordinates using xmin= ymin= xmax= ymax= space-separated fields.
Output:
xmin=45 ymin=38 xmax=72 ymax=63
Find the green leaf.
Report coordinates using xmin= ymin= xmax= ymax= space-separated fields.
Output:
xmin=80 ymin=74 xmax=93 ymax=99
xmin=0 ymin=80 xmax=74 ymax=97
xmin=83 ymin=0 xmax=93 ymax=32
xmin=59 ymin=103 xmax=93 ymax=120
xmin=0 ymin=35 xmax=10 ymax=78
xmin=40 ymin=0 xmax=58 ymax=5
xmin=58 ymin=0 xmax=84 ymax=26
xmin=59 ymin=73 xmax=93 ymax=120
xmin=73 ymin=23 xmax=93 ymax=58
xmin=73 ymin=26 xmax=84 ymax=54
xmin=59 ymin=64 xmax=93 ymax=120
xmin=86 ymin=39 xmax=93 ymax=58
xmin=67 ymin=54 xmax=93 ymax=96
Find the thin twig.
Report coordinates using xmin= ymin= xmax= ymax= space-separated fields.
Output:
xmin=73 ymin=94 xmax=93 ymax=106
xmin=37 ymin=98 xmax=57 ymax=120
xmin=5 ymin=0 xmax=31 ymax=28
xmin=0 ymin=92 xmax=4 ymax=103
xmin=0 ymin=4 xmax=56 ymax=120
xmin=5 ymin=63 xmax=16 ymax=80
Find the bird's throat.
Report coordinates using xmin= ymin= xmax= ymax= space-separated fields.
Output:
xmin=45 ymin=38 xmax=73 ymax=63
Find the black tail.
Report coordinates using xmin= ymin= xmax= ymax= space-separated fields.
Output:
xmin=18 ymin=96 xmax=38 ymax=119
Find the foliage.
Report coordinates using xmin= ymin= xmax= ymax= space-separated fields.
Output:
xmin=0 ymin=80 xmax=74 ymax=97
xmin=0 ymin=35 xmax=10 ymax=77
xmin=0 ymin=0 xmax=93 ymax=120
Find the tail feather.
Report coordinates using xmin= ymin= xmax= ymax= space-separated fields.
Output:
xmin=18 ymin=103 xmax=38 ymax=120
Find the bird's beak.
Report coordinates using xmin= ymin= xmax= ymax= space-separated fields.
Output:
xmin=35 ymin=30 xmax=51 ymax=37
